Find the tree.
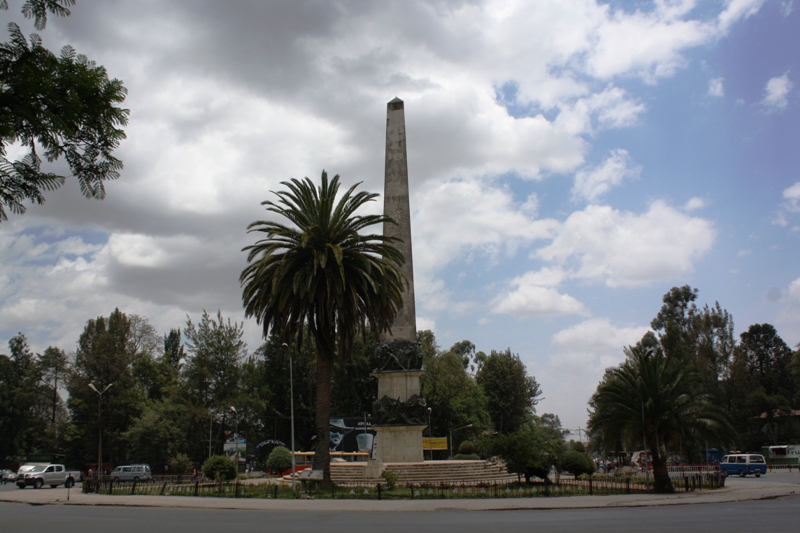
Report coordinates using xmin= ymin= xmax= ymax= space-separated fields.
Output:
xmin=0 ymin=0 xmax=128 ymax=224
xmin=726 ymin=324 xmax=796 ymax=449
xmin=476 ymin=348 xmax=540 ymax=434
xmin=182 ymin=310 xmax=247 ymax=409
xmin=0 ymin=333 xmax=54 ymax=461
xmin=736 ymin=324 xmax=794 ymax=399
xmin=65 ymin=308 xmax=145 ymax=468
xmin=240 ymin=171 xmax=405 ymax=481
xmin=482 ymin=417 xmax=564 ymax=483
xmin=420 ymin=334 xmax=491 ymax=453
xmin=588 ymin=346 xmax=733 ymax=493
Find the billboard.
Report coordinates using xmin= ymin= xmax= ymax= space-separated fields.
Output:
xmin=423 ymin=437 xmax=448 ymax=450
xmin=330 ymin=417 xmax=377 ymax=458
xmin=223 ymin=432 xmax=246 ymax=461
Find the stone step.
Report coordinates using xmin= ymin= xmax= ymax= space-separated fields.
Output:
xmin=328 ymin=460 xmax=516 ymax=485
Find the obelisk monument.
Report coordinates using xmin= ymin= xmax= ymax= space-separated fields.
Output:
xmin=371 ymin=97 xmax=426 ymax=466
xmin=383 ymin=97 xmax=417 ymax=342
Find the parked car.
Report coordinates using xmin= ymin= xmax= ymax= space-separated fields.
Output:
xmin=719 ymin=454 xmax=767 ymax=478
xmin=110 ymin=464 xmax=152 ymax=482
xmin=2 ymin=469 xmax=16 ymax=482
xmin=16 ymin=464 xmax=79 ymax=489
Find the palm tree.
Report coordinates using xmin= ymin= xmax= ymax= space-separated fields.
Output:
xmin=240 ymin=171 xmax=405 ymax=481
xmin=588 ymin=345 xmax=733 ymax=493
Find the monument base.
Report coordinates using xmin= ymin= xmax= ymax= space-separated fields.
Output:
xmin=364 ymin=459 xmax=383 ymax=479
xmin=373 ymin=370 xmax=423 ymax=399
xmin=374 ymin=425 xmax=426 ymax=463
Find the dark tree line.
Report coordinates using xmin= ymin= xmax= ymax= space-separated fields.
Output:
xmin=588 ymin=285 xmax=800 ymax=492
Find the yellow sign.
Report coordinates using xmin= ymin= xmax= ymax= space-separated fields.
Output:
xmin=423 ymin=437 xmax=448 ymax=450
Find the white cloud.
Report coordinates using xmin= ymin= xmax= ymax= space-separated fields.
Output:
xmin=762 ymin=72 xmax=793 ymax=112
xmin=491 ymin=268 xmax=589 ymax=317
xmin=708 ymin=77 xmax=725 ymax=97
xmin=572 ymin=149 xmax=641 ymax=202
xmin=777 ymin=277 xmax=800 ymax=343
xmin=536 ymin=201 xmax=716 ymax=287
xmin=718 ymin=0 xmax=767 ymax=32
xmin=783 ymin=181 xmax=800 ymax=209
xmin=780 ymin=1 xmax=794 ymax=19
xmin=412 ymin=177 xmax=557 ymax=274
xmin=775 ymin=181 xmax=800 ymax=229
xmin=550 ymin=318 xmax=649 ymax=369
xmin=535 ymin=317 xmax=649 ymax=430
xmin=685 ymin=197 xmax=707 ymax=211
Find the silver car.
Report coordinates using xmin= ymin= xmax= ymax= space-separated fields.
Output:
xmin=110 ymin=464 xmax=152 ymax=482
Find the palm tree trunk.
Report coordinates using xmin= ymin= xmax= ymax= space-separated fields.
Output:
xmin=312 ymin=349 xmax=333 ymax=481
xmin=651 ymin=453 xmax=674 ymax=493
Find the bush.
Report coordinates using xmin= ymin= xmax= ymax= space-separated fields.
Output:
xmin=453 ymin=453 xmax=480 ymax=460
xmin=381 ymin=469 xmax=399 ymax=489
xmin=202 ymin=455 xmax=238 ymax=481
xmin=560 ymin=450 xmax=596 ymax=476
xmin=168 ymin=453 xmax=193 ymax=474
xmin=266 ymin=446 xmax=293 ymax=473
xmin=458 ymin=440 xmax=476 ymax=455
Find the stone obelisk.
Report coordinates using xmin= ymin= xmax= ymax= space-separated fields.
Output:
xmin=370 ymin=97 xmax=426 ymax=467
xmin=383 ymin=97 xmax=417 ymax=342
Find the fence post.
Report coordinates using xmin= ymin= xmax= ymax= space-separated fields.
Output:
xmin=684 ymin=476 xmax=689 ymax=492
xmin=160 ymin=482 xmax=167 ymax=495
xmin=235 ymin=480 xmax=240 ymax=498
xmin=377 ymin=483 xmax=382 ymax=500
xmin=410 ymin=485 xmax=414 ymax=499
xmin=589 ymin=475 xmax=593 ymax=496
xmin=131 ymin=479 xmax=137 ymax=495
xmin=194 ymin=480 xmax=199 ymax=496
xmin=625 ymin=477 xmax=630 ymax=495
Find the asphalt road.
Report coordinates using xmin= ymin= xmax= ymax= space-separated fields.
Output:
xmin=1 ymin=496 xmax=798 ymax=533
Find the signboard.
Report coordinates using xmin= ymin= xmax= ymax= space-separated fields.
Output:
xmin=224 ymin=433 xmax=246 ymax=461
xmin=331 ymin=417 xmax=377 ymax=458
xmin=423 ymin=437 xmax=448 ymax=450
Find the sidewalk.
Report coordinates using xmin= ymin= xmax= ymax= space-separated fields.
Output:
xmin=0 ymin=479 xmax=796 ymax=512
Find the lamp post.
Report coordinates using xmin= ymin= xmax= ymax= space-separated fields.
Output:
xmin=229 ymin=406 xmax=239 ymax=468
xmin=282 ymin=343 xmax=296 ymax=492
xmin=88 ymin=382 xmax=113 ymax=478
xmin=449 ymin=424 xmax=473 ymax=460
xmin=641 ymin=399 xmax=650 ymax=488
xmin=427 ymin=407 xmax=433 ymax=461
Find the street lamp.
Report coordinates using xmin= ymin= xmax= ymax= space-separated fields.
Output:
xmin=426 ymin=407 xmax=433 ymax=461
xmin=229 ymin=406 xmax=239 ymax=467
xmin=449 ymin=424 xmax=473 ymax=460
xmin=282 ymin=343 xmax=296 ymax=492
xmin=88 ymin=382 xmax=113 ymax=478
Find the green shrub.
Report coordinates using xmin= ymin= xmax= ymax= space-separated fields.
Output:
xmin=458 ymin=440 xmax=476 ymax=454
xmin=560 ymin=450 xmax=596 ymax=476
xmin=453 ymin=453 xmax=480 ymax=460
xmin=202 ymin=455 xmax=238 ymax=481
xmin=168 ymin=453 xmax=193 ymax=474
xmin=265 ymin=446 xmax=293 ymax=473
xmin=381 ymin=469 xmax=399 ymax=489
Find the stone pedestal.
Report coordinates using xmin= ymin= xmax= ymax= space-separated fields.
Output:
xmin=374 ymin=370 xmax=423 ymax=399
xmin=374 ymin=425 xmax=427 ymax=463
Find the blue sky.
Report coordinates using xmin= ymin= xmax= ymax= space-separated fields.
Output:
xmin=1 ymin=0 xmax=799 ymax=437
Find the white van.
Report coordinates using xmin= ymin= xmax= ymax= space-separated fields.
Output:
xmin=719 ymin=454 xmax=767 ymax=477
xmin=110 ymin=464 xmax=152 ymax=482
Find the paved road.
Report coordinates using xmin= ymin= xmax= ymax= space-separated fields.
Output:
xmin=2 ymin=496 xmax=799 ymax=533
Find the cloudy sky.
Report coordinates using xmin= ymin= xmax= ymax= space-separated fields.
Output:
xmin=2 ymin=0 xmax=799 ymax=437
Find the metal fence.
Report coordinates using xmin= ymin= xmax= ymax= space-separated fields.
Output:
xmin=83 ymin=472 xmax=725 ymax=500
